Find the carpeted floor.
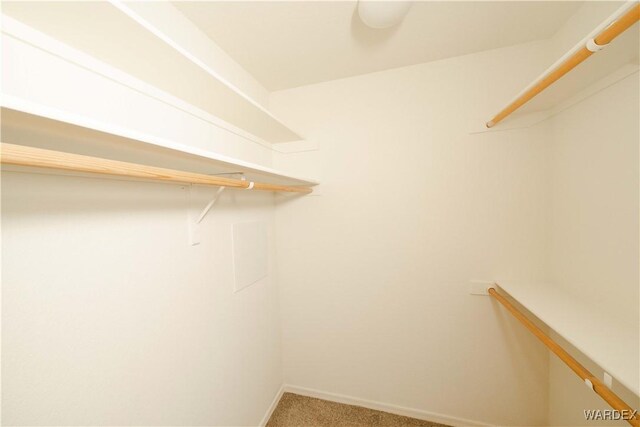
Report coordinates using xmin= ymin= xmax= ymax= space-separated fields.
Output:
xmin=266 ymin=393 xmax=451 ymax=427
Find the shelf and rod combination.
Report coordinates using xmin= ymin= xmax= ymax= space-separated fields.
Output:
xmin=489 ymin=287 xmax=639 ymax=427
xmin=486 ymin=2 xmax=640 ymax=128
xmin=0 ymin=143 xmax=313 ymax=194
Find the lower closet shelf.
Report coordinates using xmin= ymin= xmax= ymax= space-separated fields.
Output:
xmin=496 ymin=281 xmax=639 ymax=396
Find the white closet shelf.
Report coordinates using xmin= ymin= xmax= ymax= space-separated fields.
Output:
xmin=0 ymin=105 xmax=319 ymax=188
xmin=496 ymin=281 xmax=639 ymax=396
xmin=1 ymin=6 xmax=301 ymax=144
xmin=487 ymin=2 xmax=639 ymax=127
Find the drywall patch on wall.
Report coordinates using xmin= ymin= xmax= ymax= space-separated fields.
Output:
xmin=233 ymin=220 xmax=269 ymax=292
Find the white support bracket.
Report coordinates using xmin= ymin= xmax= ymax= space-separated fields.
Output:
xmin=196 ymin=186 xmax=226 ymax=224
xmin=186 ymin=172 xmax=255 ymax=245
xmin=604 ymin=372 xmax=613 ymax=388
xmin=585 ymin=378 xmax=595 ymax=391
xmin=187 ymin=175 xmax=238 ymax=246
xmin=586 ymin=38 xmax=608 ymax=52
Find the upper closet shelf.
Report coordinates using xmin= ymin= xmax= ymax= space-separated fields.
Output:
xmin=496 ymin=281 xmax=639 ymax=397
xmin=0 ymin=105 xmax=319 ymax=189
xmin=486 ymin=2 xmax=639 ymax=128
xmin=1 ymin=3 xmax=301 ymax=144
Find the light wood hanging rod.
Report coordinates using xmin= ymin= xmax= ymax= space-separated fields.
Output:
xmin=486 ymin=3 xmax=640 ymax=128
xmin=488 ymin=287 xmax=639 ymax=427
xmin=0 ymin=143 xmax=313 ymax=194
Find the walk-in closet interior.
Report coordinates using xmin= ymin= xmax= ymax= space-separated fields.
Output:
xmin=1 ymin=1 xmax=639 ymax=426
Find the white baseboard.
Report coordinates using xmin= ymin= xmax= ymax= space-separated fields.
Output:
xmin=259 ymin=384 xmax=285 ymax=427
xmin=282 ymin=384 xmax=493 ymax=427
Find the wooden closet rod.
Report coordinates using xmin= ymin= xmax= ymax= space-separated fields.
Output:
xmin=486 ymin=3 xmax=640 ymax=128
xmin=488 ymin=287 xmax=640 ymax=427
xmin=0 ymin=143 xmax=313 ymax=194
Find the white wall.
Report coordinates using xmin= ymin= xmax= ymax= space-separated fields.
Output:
xmin=548 ymin=71 xmax=639 ymax=325
xmin=548 ymin=71 xmax=639 ymax=324
xmin=1 ymin=172 xmax=283 ymax=426
xmin=546 ymin=69 xmax=639 ymax=426
xmin=270 ymin=40 xmax=556 ymax=426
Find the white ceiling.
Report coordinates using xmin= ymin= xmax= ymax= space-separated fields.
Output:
xmin=173 ymin=1 xmax=583 ymax=91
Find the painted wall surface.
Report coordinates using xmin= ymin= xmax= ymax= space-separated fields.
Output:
xmin=270 ymin=41 xmax=555 ymax=426
xmin=547 ymin=72 xmax=640 ymax=426
xmin=1 ymin=172 xmax=283 ymax=426
xmin=548 ymin=72 xmax=639 ymax=326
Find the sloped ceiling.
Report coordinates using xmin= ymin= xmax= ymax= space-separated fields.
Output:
xmin=174 ymin=1 xmax=583 ymax=90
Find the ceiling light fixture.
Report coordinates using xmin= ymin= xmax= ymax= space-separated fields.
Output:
xmin=357 ymin=1 xmax=412 ymax=29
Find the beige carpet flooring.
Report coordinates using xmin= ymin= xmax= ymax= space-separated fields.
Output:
xmin=266 ymin=393 xmax=452 ymax=427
